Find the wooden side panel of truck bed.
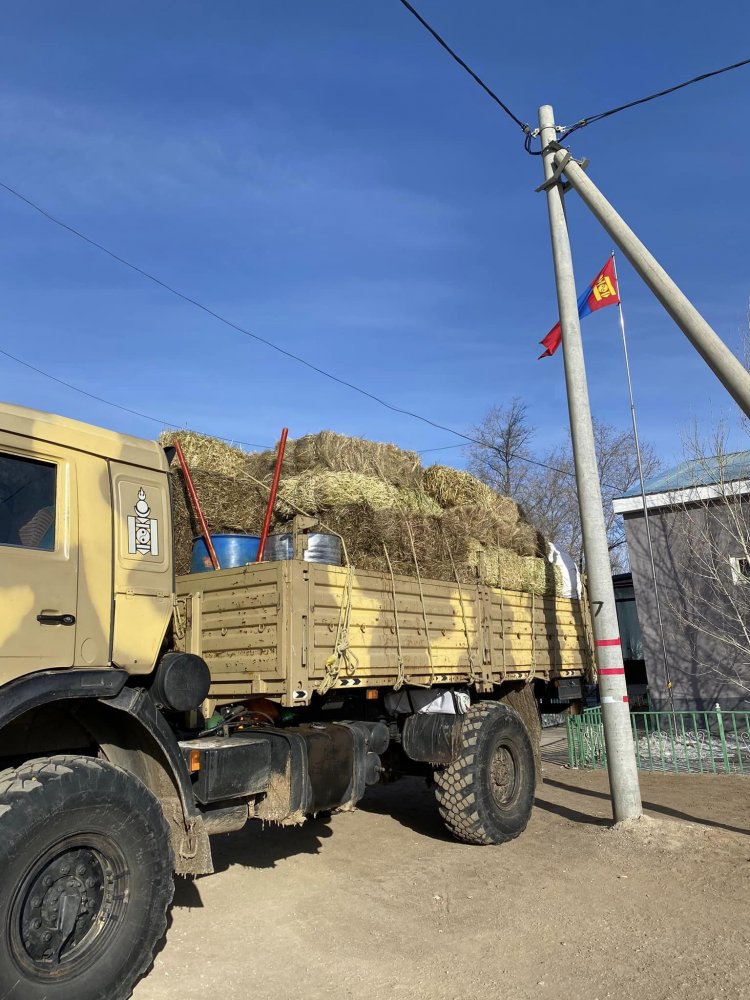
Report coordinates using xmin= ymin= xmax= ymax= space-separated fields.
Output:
xmin=176 ymin=559 xmax=592 ymax=706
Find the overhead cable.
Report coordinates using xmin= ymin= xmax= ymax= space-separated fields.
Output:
xmin=560 ymin=56 xmax=750 ymax=139
xmin=0 ymin=178 xmax=500 ymax=445
xmin=0 ymin=346 xmax=271 ymax=450
xmin=0 ymin=188 xmax=623 ymax=487
xmin=0 ymin=178 xmax=580 ymax=479
xmin=393 ymin=2 xmax=749 ymax=152
xmin=395 ymin=0 xmax=529 ymax=134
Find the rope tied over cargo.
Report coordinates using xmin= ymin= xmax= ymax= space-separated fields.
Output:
xmin=382 ymin=544 xmax=406 ymax=691
xmin=405 ymin=520 xmax=435 ymax=689
xmin=528 ymin=590 xmax=537 ymax=686
xmin=439 ymin=524 xmax=477 ymax=687
xmin=497 ymin=531 xmax=508 ymax=681
xmin=320 ymin=561 xmax=358 ymax=696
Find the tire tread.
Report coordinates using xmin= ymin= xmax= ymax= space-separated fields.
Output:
xmin=434 ymin=702 xmax=534 ymax=846
xmin=0 ymin=754 xmax=174 ymax=1000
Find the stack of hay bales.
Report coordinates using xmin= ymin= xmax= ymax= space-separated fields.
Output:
xmin=162 ymin=429 xmax=560 ymax=595
xmin=162 ymin=431 xmax=267 ymax=576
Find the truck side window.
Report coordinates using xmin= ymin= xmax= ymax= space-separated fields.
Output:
xmin=0 ymin=453 xmax=56 ymax=551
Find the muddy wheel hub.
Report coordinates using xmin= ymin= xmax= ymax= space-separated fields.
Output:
xmin=489 ymin=744 xmax=517 ymax=807
xmin=12 ymin=837 xmax=127 ymax=979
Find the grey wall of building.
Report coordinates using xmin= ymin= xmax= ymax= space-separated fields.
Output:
xmin=623 ymin=500 xmax=750 ymax=711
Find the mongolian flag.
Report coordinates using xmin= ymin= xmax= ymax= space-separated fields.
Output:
xmin=538 ymin=257 xmax=620 ymax=358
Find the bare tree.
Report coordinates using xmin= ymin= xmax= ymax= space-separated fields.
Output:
xmin=663 ymin=424 xmax=750 ymax=701
xmin=467 ymin=399 xmax=535 ymax=498
xmin=468 ymin=402 xmax=661 ymax=571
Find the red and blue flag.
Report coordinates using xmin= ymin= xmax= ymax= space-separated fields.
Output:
xmin=538 ymin=257 xmax=620 ymax=359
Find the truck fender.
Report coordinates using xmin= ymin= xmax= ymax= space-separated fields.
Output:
xmin=0 ymin=667 xmax=129 ymax=730
xmin=0 ymin=669 xmax=212 ymax=876
xmin=78 ymin=686 xmax=213 ymax=876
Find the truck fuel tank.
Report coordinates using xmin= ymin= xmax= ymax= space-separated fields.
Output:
xmin=181 ymin=719 xmax=388 ymax=827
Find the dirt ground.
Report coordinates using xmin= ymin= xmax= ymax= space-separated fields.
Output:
xmin=134 ymin=728 xmax=749 ymax=1000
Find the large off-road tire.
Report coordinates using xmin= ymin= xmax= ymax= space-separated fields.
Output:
xmin=0 ymin=755 xmax=174 ymax=1000
xmin=434 ymin=702 xmax=535 ymax=845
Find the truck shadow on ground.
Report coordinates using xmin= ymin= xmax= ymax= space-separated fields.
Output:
xmin=170 ymin=817 xmax=335 ymax=909
xmin=358 ymin=778 xmax=454 ymax=842
xmin=542 ymin=776 xmax=750 ymax=836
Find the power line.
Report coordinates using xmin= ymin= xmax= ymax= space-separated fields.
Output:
xmin=0 ymin=336 xmax=593 ymax=485
xmin=0 ymin=346 xmax=271 ymax=450
xmin=395 ymin=0 xmax=529 ymax=134
xmin=0 ymin=185 xmax=618 ymax=487
xmin=0 ymin=178 xmax=502 ymax=447
xmin=560 ymin=56 xmax=750 ymax=139
xmin=418 ymin=442 xmax=467 ymax=454
xmin=1 ymin=178 xmax=567 ymax=466
xmin=393 ymin=1 xmax=749 ymax=151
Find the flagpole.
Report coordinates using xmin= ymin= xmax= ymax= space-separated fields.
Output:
xmin=611 ymin=251 xmax=675 ymax=711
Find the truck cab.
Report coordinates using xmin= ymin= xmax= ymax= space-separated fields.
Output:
xmin=0 ymin=402 xmax=173 ymax=683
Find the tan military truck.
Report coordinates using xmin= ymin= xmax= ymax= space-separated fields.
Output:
xmin=0 ymin=402 xmax=590 ymax=1000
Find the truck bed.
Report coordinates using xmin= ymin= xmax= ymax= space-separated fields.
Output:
xmin=175 ymin=559 xmax=592 ymax=707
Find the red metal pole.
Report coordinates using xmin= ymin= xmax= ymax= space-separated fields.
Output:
xmin=173 ymin=438 xmax=221 ymax=571
xmin=256 ymin=427 xmax=288 ymax=562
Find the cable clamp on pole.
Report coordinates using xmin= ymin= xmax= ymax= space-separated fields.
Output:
xmin=535 ymin=141 xmax=589 ymax=192
xmin=535 ymin=151 xmax=571 ymax=192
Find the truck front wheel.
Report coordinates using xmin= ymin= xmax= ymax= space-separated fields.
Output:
xmin=434 ymin=702 xmax=535 ymax=845
xmin=0 ymin=755 xmax=174 ymax=1000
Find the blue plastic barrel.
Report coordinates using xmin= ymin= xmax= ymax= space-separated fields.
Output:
xmin=190 ymin=534 xmax=260 ymax=573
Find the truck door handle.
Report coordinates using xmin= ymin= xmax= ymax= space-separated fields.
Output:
xmin=37 ymin=613 xmax=76 ymax=627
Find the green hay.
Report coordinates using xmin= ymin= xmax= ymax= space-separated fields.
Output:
xmin=274 ymin=472 xmax=442 ymax=519
xmin=465 ymin=546 xmax=562 ymax=596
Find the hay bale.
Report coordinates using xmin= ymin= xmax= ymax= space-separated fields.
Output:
xmin=274 ymin=472 xmax=441 ymax=519
xmin=247 ymin=431 xmax=422 ymax=487
xmin=163 ymin=426 xmax=559 ymax=597
xmin=423 ymin=464 xmax=510 ymax=510
xmin=275 ymin=505 xmax=463 ymax=583
xmin=169 ymin=468 xmax=267 ymax=576
xmin=161 ymin=430 xmax=249 ymax=478
xmin=424 ymin=466 xmax=530 ymax=550
xmin=465 ymin=546 xmax=562 ymax=596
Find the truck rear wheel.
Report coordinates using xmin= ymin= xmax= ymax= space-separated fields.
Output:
xmin=434 ymin=702 xmax=535 ymax=845
xmin=0 ymin=755 xmax=174 ymax=1000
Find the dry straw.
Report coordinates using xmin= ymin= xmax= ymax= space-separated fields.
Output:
xmin=163 ymin=428 xmax=559 ymax=595
xmin=247 ymin=430 xmax=423 ymax=488
xmin=274 ymin=472 xmax=442 ymax=519
xmin=161 ymin=430 xmax=250 ymax=478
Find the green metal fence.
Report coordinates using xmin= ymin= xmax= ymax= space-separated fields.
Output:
xmin=566 ymin=706 xmax=750 ymax=775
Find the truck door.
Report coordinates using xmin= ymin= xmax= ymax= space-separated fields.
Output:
xmin=0 ymin=442 xmax=78 ymax=679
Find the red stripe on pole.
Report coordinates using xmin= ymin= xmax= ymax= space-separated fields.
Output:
xmin=598 ymin=667 xmax=626 ymax=675
xmin=595 ymin=637 xmax=621 ymax=647
xmin=623 ymin=696 xmax=629 ymax=703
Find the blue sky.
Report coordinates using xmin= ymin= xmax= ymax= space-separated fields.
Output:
xmin=0 ymin=0 xmax=748 ymax=468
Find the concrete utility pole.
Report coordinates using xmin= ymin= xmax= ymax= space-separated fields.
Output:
xmin=537 ymin=105 xmax=642 ymax=823
xmin=550 ymin=148 xmax=750 ymax=420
